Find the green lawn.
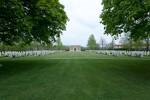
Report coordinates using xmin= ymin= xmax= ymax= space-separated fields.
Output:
xmin=0 ymin=52 xmax=150 ymax=100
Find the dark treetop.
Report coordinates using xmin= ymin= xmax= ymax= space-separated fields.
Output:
xmin=100 ymin=0 xmax=150 ymax=40
xmin=0 ymin=0 xmax=68 ymax=45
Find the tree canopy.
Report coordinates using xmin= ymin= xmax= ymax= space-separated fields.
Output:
xmin=0 ymin=0 xmax=68 ymax=45
xmin=87 ymin=34 xmax=97 ymax=49
xmin=100 ymin=0 xmax=150 ymax=40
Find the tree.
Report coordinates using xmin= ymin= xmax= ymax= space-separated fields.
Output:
xmin=110 ymin=37 xmax=115 ymax=50
xmin=120 ymin=33 xmax=145 ymax=50
xmin=56 ymin=37 xmax=63 ymax=50
xmin=87 ymin=34 xmax=97 ymax=50
xmin=96 ymin=43 xmax=100 ymax=50
xmin=100 ymin=37 xmax=106 ymax=49
xmin=120 ymin=33 xmax=133 ymax=50
xmin=134 ymin=39 xmax=144 ymax=50
xmin=0 ymin=0 xmax=68 ymax=45
xmin=145 ymin=38 xmax=150 ymax=51
xmin=100 ymin=0 xmax=150 ymax=50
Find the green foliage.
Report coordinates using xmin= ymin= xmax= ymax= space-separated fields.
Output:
xmin=108 ymin=38 xmax=115 ymax=50
xmin=0 ymin=0 xmax=68 ymax=45
xmin=0 ymin=41 xmax=53 ymax=51
xmin=100 ymin=0 xmax=150 ymax=40
xmin=56 ymin=37 xmax=63 ymax=49
xmin=87 ymin=34 xmax=97 ymax=49
xmin=120 ymin=34 xmax=145 ymax=50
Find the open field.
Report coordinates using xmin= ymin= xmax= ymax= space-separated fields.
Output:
xmin=0 ymin=51 xmax=150 ymax=100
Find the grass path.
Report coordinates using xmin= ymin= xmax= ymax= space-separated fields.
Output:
xmin=0 ymin=52 xmax=150 ymax=100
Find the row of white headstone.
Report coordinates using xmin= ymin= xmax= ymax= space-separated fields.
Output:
xmin=0 ymin=50 xmax=55 ymax=58
xmin=96 ymin=50 xmax=150 ymax=58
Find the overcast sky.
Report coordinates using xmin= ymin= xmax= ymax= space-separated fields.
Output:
xmin=60 ymin=0 xmax=112 ymax=46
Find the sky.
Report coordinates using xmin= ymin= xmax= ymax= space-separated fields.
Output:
xmin=60 ymin=0 xmax=112 ymax=47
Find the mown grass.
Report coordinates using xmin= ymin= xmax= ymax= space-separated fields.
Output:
xmin=0 ymin=52 xmax=150 ymax=100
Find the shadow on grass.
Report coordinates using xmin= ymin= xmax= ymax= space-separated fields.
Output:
xmin=0 ymin=59 xmax=57 ymax=80
xmin=102 ymin=59 xmax=150 ymax=84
